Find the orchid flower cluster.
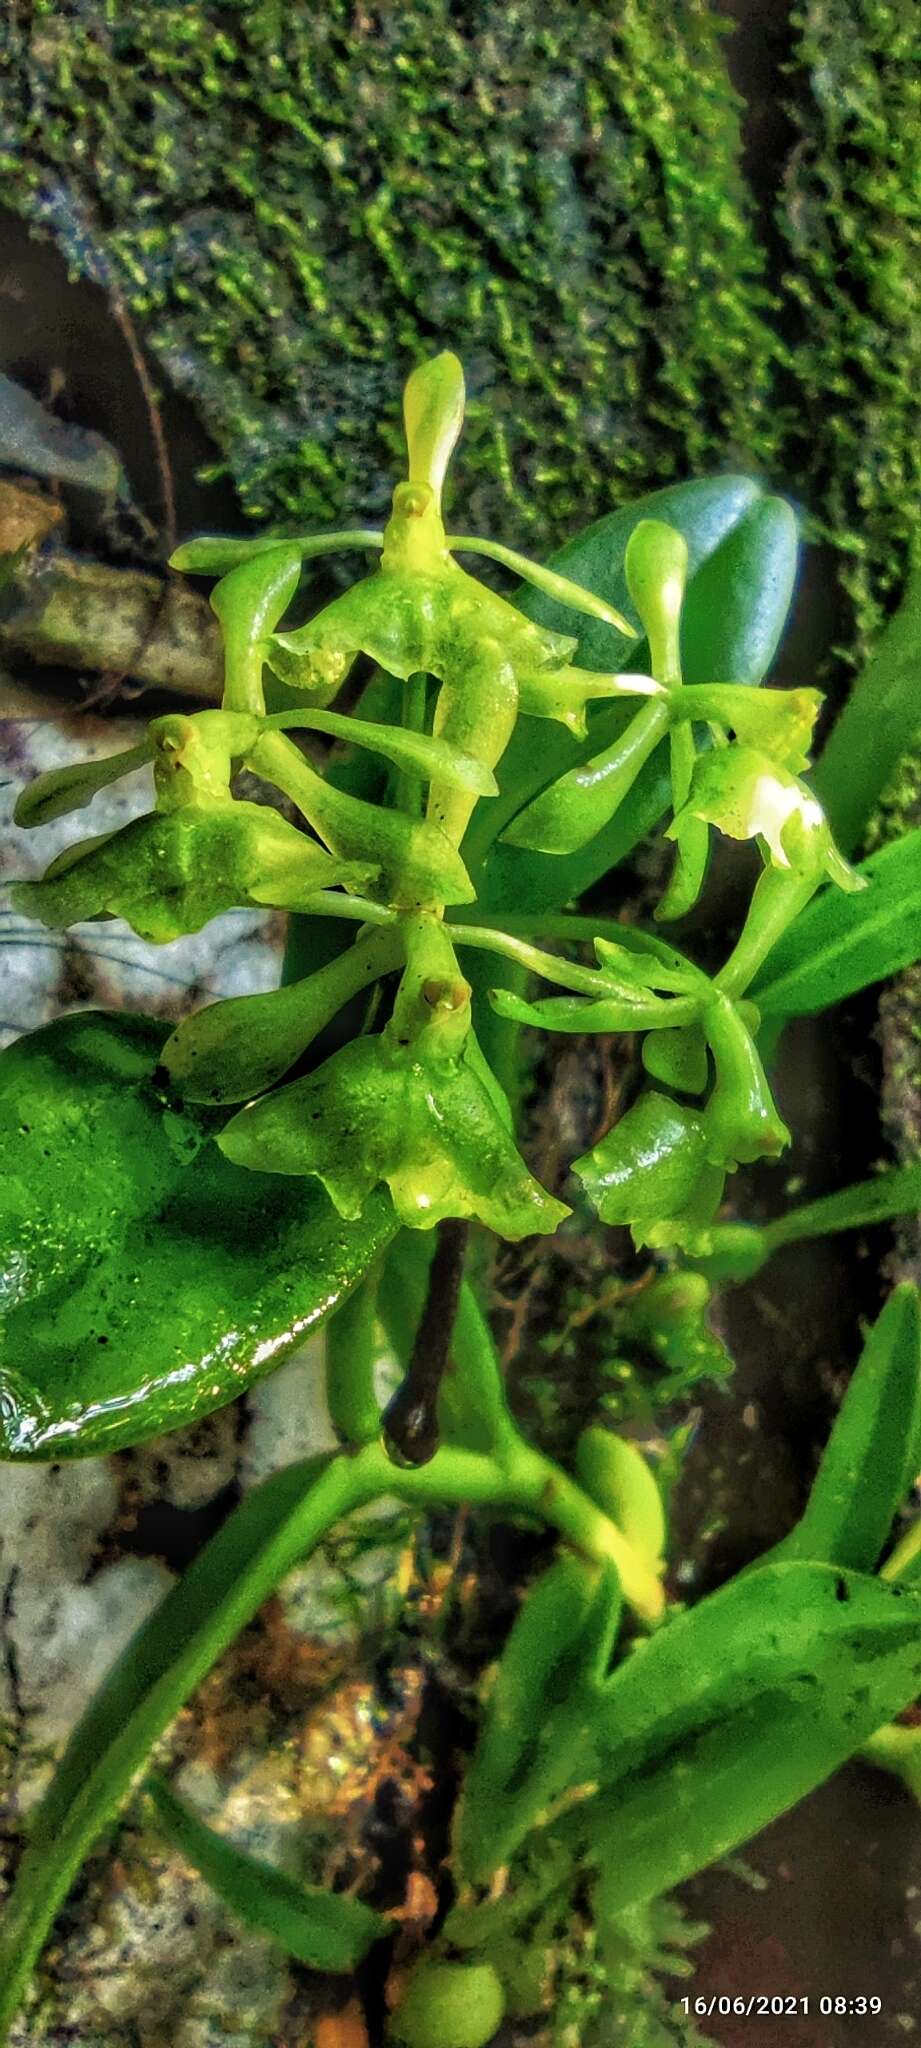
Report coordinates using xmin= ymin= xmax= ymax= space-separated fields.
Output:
xmin=14 ymin=354 xmax=861 ymax=1263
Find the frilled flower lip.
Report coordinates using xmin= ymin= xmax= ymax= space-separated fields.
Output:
xmin=218 ymin=1035 xmax=569 ymax=1240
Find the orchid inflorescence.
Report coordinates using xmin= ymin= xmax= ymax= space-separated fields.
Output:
xmin=14 ymin=352 xmax=861 ymax=1266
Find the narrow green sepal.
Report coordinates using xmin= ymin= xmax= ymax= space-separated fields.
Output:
xmin=14 ymin=740 xmax=154 ymax=829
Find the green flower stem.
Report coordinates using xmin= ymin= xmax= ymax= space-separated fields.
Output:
xmin=286 ymin=891 xmax=398 ymax=926
xmin=714 ymin=863 xmax=821 ymax=999
xmin=326 ymin=1275 xmax=383 ymax=1446
xmin=449 ymin=926 xmax=693 ymax=1019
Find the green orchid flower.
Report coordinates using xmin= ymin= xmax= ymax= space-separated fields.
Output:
xmin=669 ymin=745 xmax=863 ymax=886
xmin=219 ymin=1029 xmax=568 ymax=1237
xmin=262 ymin=354 xmax=635 ymax=845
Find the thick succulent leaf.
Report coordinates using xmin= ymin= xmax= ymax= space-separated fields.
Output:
xmin=147 ymin=1776 xmax=386 ymax=1970
xmin=772 ymin=1285 xmax=921 ymax=1573
xmin=814 ymin=563 xmax=921 ymax=855
xmin=751 ymin=827 xmax=921 ymax=1017
xmin=470 ymin=480 xmax=798 ymax=911
xmin=12 ymin=802 xmax=372 ymax=943
xmin=578 ymin=1564 xmax=921 ymax=1917
xmin=0 ymin=1013 xmax=396 ymax=1458
xmin=220 ymin=1036 xmax=568 ymax=1239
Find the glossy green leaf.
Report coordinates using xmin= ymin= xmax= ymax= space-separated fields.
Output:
xmin=548 ymin=1561 xmax=921 ymax=1916
xmin=751 ymin=827 xmax=921 ymax=1017
xmin=13 ymin=740 xmax=153 ymax=829
xmin=773 ymin=1286 xmax=921 ymax=1573
xmin=0 ymin=1013 xmax=396 ymax=1458
xmin=458 ymin=1554 xmax=622 ymax=1884
xmin=146 ymin=1776 xmax=385 ymax=1970
xmin=470 ymin=480 xmax=798 ymax=912
xmin=219 ymin=1034 xmax=567 ymax=1239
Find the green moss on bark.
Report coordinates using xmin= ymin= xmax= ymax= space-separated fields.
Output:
xmin=777 ymin=0 xmax=921 ymax=669
xmin=0 ymin=0 xmax=779 ymax=545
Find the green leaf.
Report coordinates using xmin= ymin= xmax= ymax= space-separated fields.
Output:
xmin=814 ymin=564 xmax=921 ymax=855
xmin=554 ymin=1562 xmax=921 ymax=1915
xmin=773 ymin=1286 xmax=921 ymax=1573
xmin=470 ymin=480 xmax=798 ymax=912
xmin=0 ymin=1449 xmax=388 ymax=2042
xmin=751 ymin=827 xmax=921 ymax=1017
xmin=0 ymin=1013 xmax=396 ymax=1458
xmin=457 ymin=1554 xmax=622 ymax=1883
xmin=146 ymin=1775 xmax=386 ymax=1970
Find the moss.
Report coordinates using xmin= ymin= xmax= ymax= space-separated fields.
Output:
xmin=0 ymin=0 xmax=779 ymax=544
xmin=777 ymin=0 xmax=921 ymax=671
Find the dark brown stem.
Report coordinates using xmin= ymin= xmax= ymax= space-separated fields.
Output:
xmin=382 ymin=1219 xmax=470 ymax=1467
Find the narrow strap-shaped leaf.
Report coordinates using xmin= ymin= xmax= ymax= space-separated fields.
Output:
xmin=146 ymin=1776 xmax=386 ymax=1970
xmin=759 ymin=1162 xmax=921 ymax=1261
xmin=458 ymin=1554 xmax=622 ymax=1883
xmin=171 ymin=529 xmax=384 ymax=574
xmin=751 ymin=828 xmax=921 ymax=1017
xmin=263 ymin=708 xmax=496 ymax=795
xmin=0 ymin=1451 xmax=386 ymax=2043
xmin=585 ymin=1568 xmax=921 ymax=1919
xmin=814 ymin=563 xmax=921 ymax=854
xmin=447 ymin=535 xmax=636 ymax=636
xmin=13 ymin=739 xmax=153 ymax=828
xmin=773 ymin=1285 xmax=921 ymax=1572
